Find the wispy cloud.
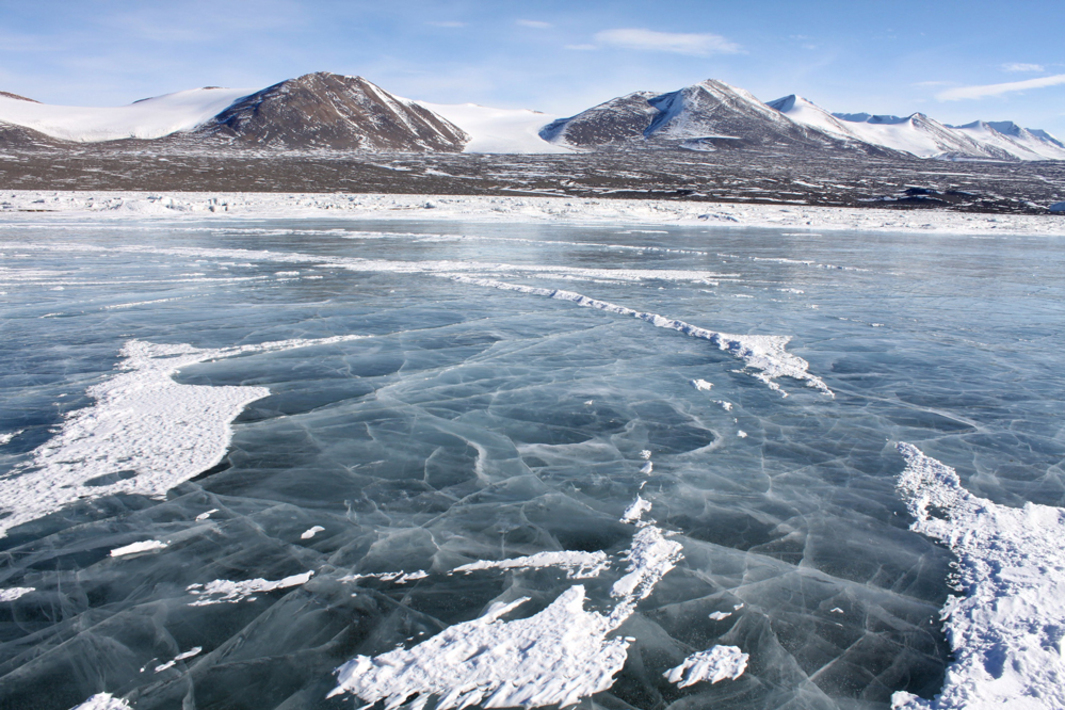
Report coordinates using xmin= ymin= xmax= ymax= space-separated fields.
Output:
xmin=565 ymin=44 xmax=597 ymax=51
xmin=516 ymin=19 xmax=552 ymax=29
xmin=426 ymin=21 xmax=465 ymax=28
xmin=594 ymin=28 xmax=741 ymax=56
xmin=938 ymin=74 xmax=1065 ymax=100
xmin=1002 ymin=62 xmax=1045 ymax=73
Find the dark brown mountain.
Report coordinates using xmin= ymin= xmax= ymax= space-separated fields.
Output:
xmin=197 ymin=72 xmax=469 ymax=151
xmin=539 ymin=91 xmax=659 ymax=146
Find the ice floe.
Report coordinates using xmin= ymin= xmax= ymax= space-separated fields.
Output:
xmin=664 ymin=645 xmax=749 ymax=688
xmin=891 ymin=443 xmax=1065 ymax=710
xmin=0 ymin=335 xmax=364 ymax=537
xmin=186 ymin=571 xmax=314 ymax=606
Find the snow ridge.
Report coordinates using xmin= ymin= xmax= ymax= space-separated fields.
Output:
xmin=892 ymin=443 xmax=1065 ymax=710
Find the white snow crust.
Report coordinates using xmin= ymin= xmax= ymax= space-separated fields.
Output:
xmin=1 ymin=191 xmax=1061 ymax=237
xmin=0 ymin=88 xmax=251 ymax=143
xmin=300 ymin=525 xmax=326 ymax=540
xmin=109 ymin=539 xmax=168 ymax=557
xmin=330 ymin=452 xmax=693 ymax=710
xmin=664 ymin=645 xmax=749 ymax=688
xmin=0 ymin=430 xmax=21 ymax=446
xmin=69 ymin=694 xmax=132 ymax=710
xmin=0 ymin=587 xmax=34 ymax=602
xmin=0 ymin=334 xmax=363 ymax=537
xmin=415 ymin=102 xmax=568 ymax=154
xmin=891 ymin=443 xmax=1065 ymax=710
xmin=454 ymin=551 xmax=609 ymax=579
xmin=187 ymin=571 xmax=314 ymax=606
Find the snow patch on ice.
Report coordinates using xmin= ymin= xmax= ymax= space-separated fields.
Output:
xmin=110 ymin=539 xmax=168 ymax=557
xmin=453 ymin=277 xmax=832 ymax=396
xmin=891 ymin=443 xmax=1065 ymax=710
xmin=340 ymin=571 xmax=429 ymax=585
xmin=691 ymin=378 xmax=713 ymax=391
xmin=0 ymin=334 xmax=364 ymax=537
xmin=0 ymin=430 xmax=23 ymax=446
xmin=708 ymin=610 xmax=732 ymax=621
xmin=621 ymin=497 xmax=653 ymax=525
xmin=331 ymin=454 xmax=685 ymax=710
xmin=187 ymin=571 xmax=313 ymax=606
xmin=300 ymin=525 xmax=326 ymax=540
xmin=194 ymin=508 xmax=219 ymax=521
xmin=454 ymin=551 xmax=609 ymax=579
xmin=664 ymin=645 xmax=749 ymax=688
xmin=68 ymin=694 xmax=132 ymax=710
xmin=0 ymin=587 xmax=34 ymax=602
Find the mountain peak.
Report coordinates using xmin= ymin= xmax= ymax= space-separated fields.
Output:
xmin=199 ymin=72 xmax=468 ymax=151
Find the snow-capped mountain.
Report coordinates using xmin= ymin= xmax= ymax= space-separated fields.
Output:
xmin=197 ymin=73 xmax=468 ymax=151
xmin=0 ymin=72 xmax=1062 ymax=161
xmin=768 ymin=94 xmax=1065 ymax=161
xmin=541 ymin=80 xmax=866 ymax=152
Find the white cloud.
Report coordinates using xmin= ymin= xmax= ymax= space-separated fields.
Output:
xmin=516 ymin=19 xmax=552 ymax=29
xmin=594 ymin=28 xmax=741 ymax=56
xmin=1002 ymin=62 xmax=1045 ymax=73
xmin=938 ymin=74 xmax=1065 ymax=100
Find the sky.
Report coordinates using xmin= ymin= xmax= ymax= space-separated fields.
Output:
xmin=2 ymin=0 xmax=1064 ymax=136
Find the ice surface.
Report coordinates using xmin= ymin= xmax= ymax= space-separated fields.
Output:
xmin=664 ymin=645 xmax=749 ymax=687
xmin=891 ymin=444 xmax=1065 ymax=710
xmin=4 ymin=214 xmax=1063 ymax=709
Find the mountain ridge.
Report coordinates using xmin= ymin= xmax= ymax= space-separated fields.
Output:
xmin=0 ymin=72 xmax=1062 ymax=161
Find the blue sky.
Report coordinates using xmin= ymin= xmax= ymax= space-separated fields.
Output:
xmin=3 ymin=0 xmax=1064 ymax=135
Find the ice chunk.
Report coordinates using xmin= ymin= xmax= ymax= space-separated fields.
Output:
xmin=891 ymin=443 xmax=1065 ymax=710
xmin=109 ymin=539 xmax=168 ymax=557
xmin=664 ymin=645 xmax=748 ymax=688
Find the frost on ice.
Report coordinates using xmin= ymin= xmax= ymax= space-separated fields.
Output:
xmin=664 ymin=645 xmax=749 ymax=688
xmin=891 ymin=443 xmax=1065 ymax=710
xmin=0 ymin=335 xmax=363 ymax=538
xmin=187 ymin=571 xmax=314 ymax=606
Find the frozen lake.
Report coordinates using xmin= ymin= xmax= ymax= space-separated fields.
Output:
xmin=1 ymin=217 xmax=1063 ymax=710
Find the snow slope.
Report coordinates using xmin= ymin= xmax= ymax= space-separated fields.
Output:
xmin=952 ymin=121 xmax=1065 ymax=161
xmin=415 ymin=101 xmax=569 ymax=153
xmin=0 ymin=87 xmax=252 ymax=143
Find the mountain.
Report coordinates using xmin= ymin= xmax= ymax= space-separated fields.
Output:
xmin=197 ymin=72 xmax=469 ymax=151
xmin=951 ymin=121 xmax=1065 ymax=161
xmin=541 ymin=80 xmax=895 ymax=155
xmin=0 ymin=72 xmax=1062 ymax=161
